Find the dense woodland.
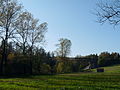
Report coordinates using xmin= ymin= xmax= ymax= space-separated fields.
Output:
xmin=0 ymin=0 xmax=120 ymax=75
xmin=0 ymin=41 xmax=120 ymax=75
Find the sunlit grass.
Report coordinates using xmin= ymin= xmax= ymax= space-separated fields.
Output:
xmin=92 ymin=64 xmax=120 ymax=73
xmin=0 ymin=65 xmax=120 ymax=89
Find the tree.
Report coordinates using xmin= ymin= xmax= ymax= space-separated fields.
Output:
xmin=28 ymin=20 xmax=47 ymax=74
xmin=56 ymin=61 xmax=64 ymax=73
xmin=32 ymin=47 xmax=48 ymax=74
xmin=55 ymin=38 xmax=72 ymax=58
xmin=110 ymin=52 xmax=120 ymax=64
xmin=15 ymin=11 xmax=33 ymax=55
xmin=40 ymin=63 xmax=51 ymax=74
xmin=98 ymin=52 xmax=111 ymax=67
xmin=28 ymin=21 xmax=47 ymax=53
xmin=14 ymin=11 xmax=47 ymax=74
xmin=15 ymin=11 xmax=47 ymax=55
xmin=0 ymin=0 xmax=22 ymax=74
xmin=95 ymin=0 xmax=120 ymax=25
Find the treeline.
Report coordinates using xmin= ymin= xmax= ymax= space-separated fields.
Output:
xmin=55 ymin=52 xmax=120 ymax=74
xmin=0 ymin=40 xmax=120 ymax=75
xmin=98 ymin=52 xmax=120 ymax=67
xmin=0 ymin=41 xmax=94 ymax=75
xmin=0 ymin=42 xmax=56 ymax=75
xmin=76 ymin=52 xmax=120 ymax=68
xmin=0 ymin=40 xmax=96 ymax=75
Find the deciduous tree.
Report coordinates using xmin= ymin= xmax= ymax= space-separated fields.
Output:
xmin=55 ymin=38 xmax=72 ymax=58
xmin=0 ymin=0 xmax=22 ymax=74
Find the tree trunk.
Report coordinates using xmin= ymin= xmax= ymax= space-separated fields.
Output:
xmin=0 ymin=40 xmax=5 ymax=75
xmin=29 ymin=46 xmax=33 ymax=75
xmin=0 ymin=39 xmax=7 ymax=75
xmin=4 ymin=27 xmax=8 ymax=75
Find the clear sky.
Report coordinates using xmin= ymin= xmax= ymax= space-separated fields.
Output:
xmin=19 ymin=0 xmax=120 ymax=56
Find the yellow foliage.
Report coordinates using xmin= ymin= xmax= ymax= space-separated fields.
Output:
xmin=8 ymin=53 xmax=15 ymax=60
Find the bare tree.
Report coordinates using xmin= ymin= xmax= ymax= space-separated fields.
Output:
xmin=28 ymin=21 xmax=47 ymax=54
xmin=95 ymin=0 xmax=120 ymax=25
xmin=0 ymin=0 xmax=22 ymax=74
xmin=28 ymin=20 xmax=47 ymax=74
xmin=15 ymin=12 xmax=47 ymax=74
xmin=55 ymin=38 xmax=72 ymax=58
xmin=15 ymin=11 xmax=33 ymax=55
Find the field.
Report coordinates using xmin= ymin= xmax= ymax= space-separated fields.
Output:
xmin=0 ymin=65 xmax=120 ymax=90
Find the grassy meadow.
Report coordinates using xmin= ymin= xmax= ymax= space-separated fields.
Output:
xmin=0 ymin=65 xmax=120 ymax=90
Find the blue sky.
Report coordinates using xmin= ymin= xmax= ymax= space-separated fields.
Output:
xmin=19 ymin=0 xmax=120 ymax=56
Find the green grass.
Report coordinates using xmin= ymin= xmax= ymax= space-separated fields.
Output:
xmin=0 ymin=65 xmax=120 ymax=89
xmin=92 ymin=64 xmax=120 ymax=73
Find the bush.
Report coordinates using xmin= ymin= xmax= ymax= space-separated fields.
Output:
xmin=40 ymin=63 xmax=51 ymax=74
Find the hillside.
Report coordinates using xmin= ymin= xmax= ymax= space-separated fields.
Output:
xmin=92 ymin=64 xmax=120 ymax=73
